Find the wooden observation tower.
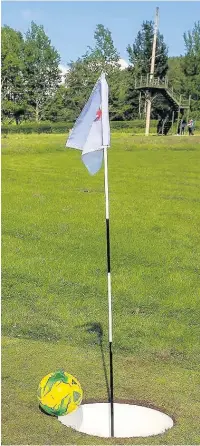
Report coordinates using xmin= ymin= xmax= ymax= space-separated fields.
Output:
xmin=135 ymin=75 xmax=191 ymax=135
xmin=137 ymin=7 xmax=191 ymax=136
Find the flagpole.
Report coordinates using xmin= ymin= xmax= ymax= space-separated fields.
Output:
xmin=103 ymin=145 xmax=114 ymax=438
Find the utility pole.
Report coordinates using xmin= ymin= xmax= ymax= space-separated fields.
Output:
xmin=145 ymin=6 xmax=159 ymax=136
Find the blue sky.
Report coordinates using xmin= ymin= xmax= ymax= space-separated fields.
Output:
xmin=2 ymin=1 xmax=200 ymax=67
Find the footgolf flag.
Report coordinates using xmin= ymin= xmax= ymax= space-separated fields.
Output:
xmin=66 ymin=73 xmax=114 ymax=437
xmin=66 ymin=72 xmax=110 ymax=174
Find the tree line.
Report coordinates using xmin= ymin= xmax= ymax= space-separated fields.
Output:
xmin=2 ymin=20 xmax=200 ymax=124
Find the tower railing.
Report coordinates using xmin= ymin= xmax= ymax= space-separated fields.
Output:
xmin=134 ymin=76 xmax=189 ymax=109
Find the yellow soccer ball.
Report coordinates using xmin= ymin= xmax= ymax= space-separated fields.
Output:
xmin=37 ymin=370 xmax=83 ymax=416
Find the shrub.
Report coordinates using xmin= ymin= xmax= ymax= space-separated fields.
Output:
xmin=1 ymin=122 xmax=73 ymax=135
xmin=1 ymin=120 xmax=199 ymax=135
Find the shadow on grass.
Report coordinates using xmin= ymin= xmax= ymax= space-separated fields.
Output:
xmin=76 ymin=322 xmax=110 ymax=402
xmin=39 ymin=405 xmax=55 ymax=417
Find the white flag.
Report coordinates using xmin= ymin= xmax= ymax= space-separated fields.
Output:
xmin=66 ymin=73 xmax=110 ymax=175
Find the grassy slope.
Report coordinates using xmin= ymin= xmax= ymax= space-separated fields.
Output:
xmin=2 ymin=133 xmax=200 ymax=444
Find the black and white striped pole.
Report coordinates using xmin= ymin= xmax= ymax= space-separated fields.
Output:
xmin=103 ymin=146 xmax=114 ymax=437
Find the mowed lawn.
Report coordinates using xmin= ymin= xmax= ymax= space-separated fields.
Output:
xmin=2 ymin=133 xmax=200 ymax=444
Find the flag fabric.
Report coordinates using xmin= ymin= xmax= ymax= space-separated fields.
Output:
xmin=66 ymin=73 xmax=110 ymax=175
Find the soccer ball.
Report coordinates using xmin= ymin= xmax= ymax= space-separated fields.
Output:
xmin=37 ymin=370 xmax=83 ymax=416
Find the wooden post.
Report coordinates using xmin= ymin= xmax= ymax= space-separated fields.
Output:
xmin=162 ymin=118 xmax=165 ymax=135
xmin=186 ymin=95 xmax=191 ymax=123
xmin=139 ymin=91 xmax=142 ymax=119
xmin=176 ymin=108 xmax=180 ymax=135
xmin=145 ymin=7 xmax=159 ymax=136
xmin=144 ymin=93 xmax=147 ymax=116
xmin=176 ymin=95 xmax=182 ymax=135
xmin=171 ymin=110 xmax=174 ymax=134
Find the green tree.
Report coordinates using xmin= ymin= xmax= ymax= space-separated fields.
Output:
xmin=127 ymin=21 xmax=168 ymax=79
xmin=167 ymin=56 xmax=186 ymax=95
xmin=126 ymin=21 xmax=168 ymax=120
xmin=1 ymin=26 xmax=26 ymax=123
xmin=183 ymin=21 xmax=200 ymax=117
xmin=23 ymin=22 xmax=61 ymax=121
xmin=65 ymin=56 xmax=99 ymax=119
xmin=43 ymin=85 xmax=77 ymax=122
xmin=108 ymin=69 xmax=130 ymax=120
xmin=88 ymin=24 xmax=120 ymax=70
xmin=123 ymin=68 xmax=143 ymax=120
xmin=65 ymin=24 xmax=123 ymax=120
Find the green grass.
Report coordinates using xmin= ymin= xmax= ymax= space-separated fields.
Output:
xmin=2 ymin=336 xmax=200 ymax=445
xmin=2 ymin=133 xmax=200 ymax=444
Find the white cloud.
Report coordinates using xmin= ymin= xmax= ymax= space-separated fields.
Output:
xmin=58 ymin=59 xmax=129 ymax=85
xmin=59 ymin=64 xmax=69 ymax=84
xmin=118 ymin=58 xmax=129 ymax=70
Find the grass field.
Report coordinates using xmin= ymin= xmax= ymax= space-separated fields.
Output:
xmin=2 ymin=133 xmax=200 ymax=444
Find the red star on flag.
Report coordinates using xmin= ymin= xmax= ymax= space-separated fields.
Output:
xmin=95 ymin=108 xmax=102 ymax=121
